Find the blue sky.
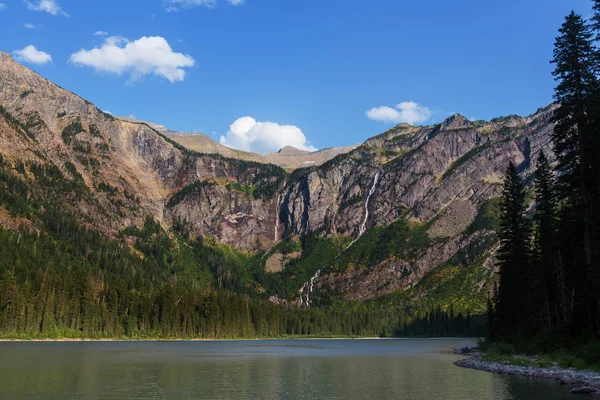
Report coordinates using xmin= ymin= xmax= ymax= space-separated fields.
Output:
xmin=0 ymin=0 xmax=593 ymax=153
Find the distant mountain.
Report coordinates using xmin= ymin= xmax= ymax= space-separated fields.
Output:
xmin=120 ymin=116 xmax=358 ymax=170
xmin=0 ymin=50 xmax=556 ymax=311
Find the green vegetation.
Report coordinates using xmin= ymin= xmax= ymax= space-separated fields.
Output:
xmin=487 ymin=5 xmax=600 ymax=370
xmin=225 ymin=182 xmax=255 ymax=197
xmin=333 ymin=219 xmax=431 ymax=272
xmin=468 ymin=197 xmax=501 ymax=233
xmin=98 ymin=182 xmax=118 ymax=195
xmin=0 ymin=106 xmax=37 ymax=142
xmin=89 ymin=123 xmax=101 ymax=138
xmin=166 ymin=180 xmax=216 ymax=208
xmin=20 ymin=90 xmax=33 ymax=99
xmin=479 ymin=339 xmax=600 ymax=372
xmin=61 ymin=118 xmax=84 ymax=145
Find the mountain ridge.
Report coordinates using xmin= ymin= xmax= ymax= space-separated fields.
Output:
xmin=0 ymin=51 xmax=555 ymax=307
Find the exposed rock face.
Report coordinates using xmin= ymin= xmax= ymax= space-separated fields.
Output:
xmin=280 ymin=105 xmax=554 ymax=240
xmin=0 ymin=52 xmax=556 ymax=302
xmin=0 ymin=51 xmax=284 ymax=250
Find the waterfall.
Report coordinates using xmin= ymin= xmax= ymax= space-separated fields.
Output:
xmin=343 ymin=170 xmax=381 ymax=251
xmin=299 ymin=269 xmax=321 ymax=307
xmin=274 ymin=194 xmax=282 ymax=241
xmin=358 ymin=170 xmax=380 ymax=238
xmin=298 ymin=170 xmax=381 ymax=307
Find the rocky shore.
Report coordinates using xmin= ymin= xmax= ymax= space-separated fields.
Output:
xmin=453 ymin=347 xmax=600 ymax=396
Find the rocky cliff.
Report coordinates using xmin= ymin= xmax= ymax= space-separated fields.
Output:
xmin=0 ymin=51 xmax=555 ymax=305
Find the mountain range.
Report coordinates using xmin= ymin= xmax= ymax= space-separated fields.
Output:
xmin=0 ymin=50 xmax=555 ymax=311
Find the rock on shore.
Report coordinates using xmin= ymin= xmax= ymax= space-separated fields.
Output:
xmin=453 ymin=347 xmax=600 ymax=396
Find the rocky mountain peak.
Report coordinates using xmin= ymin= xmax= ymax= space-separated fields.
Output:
xmin=278 ymin=146 xmax=309 ymax=155
xmin=440 ymin=113 xmax=471 ymax=131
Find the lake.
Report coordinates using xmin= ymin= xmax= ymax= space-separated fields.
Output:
xmin=0 ymin=339 xmax=577 ymax=399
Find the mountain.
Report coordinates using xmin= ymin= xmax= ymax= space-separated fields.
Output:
xmin=120 ymin=116 xmax=358 ymax=170
xmin=0 ymin=51 xmax=555 ymax=312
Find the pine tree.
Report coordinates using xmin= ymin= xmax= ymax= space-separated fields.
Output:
xmin=552 ymin=10 xmax=600 ymax=334
xmin=532 ymin=151 xmax=558 ymax=327
xmin=495 ymin=162 xmax=532 ymax=338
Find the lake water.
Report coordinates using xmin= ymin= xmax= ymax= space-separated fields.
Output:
xmin=0 ymin=339 xmax=578 ymax=399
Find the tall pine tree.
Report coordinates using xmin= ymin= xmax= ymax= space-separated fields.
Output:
xmin=494 ymin=162 xmax=531 ymax=339
xmin=532 ymin=151 xmax=559 ymax=327
xmin=552 ymin=10 xmax=600 ymax=334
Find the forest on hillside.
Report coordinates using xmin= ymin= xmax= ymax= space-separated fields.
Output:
xmin=0 ymin=154 xmax=485 ymax=338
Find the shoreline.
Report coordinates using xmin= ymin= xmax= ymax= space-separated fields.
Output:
xmin=453 ymin=347 xmax=600 ymax=395
xmin=0 ymin=337 xmax=478 ymax=343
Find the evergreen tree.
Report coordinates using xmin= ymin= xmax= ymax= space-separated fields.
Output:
xmin=552 ymin=10 xmax=600 ymax=334
xmin=532 ymin=152 xmax=558 ymax=327
xmin=494 ymin=162 xmax=531 ymax=338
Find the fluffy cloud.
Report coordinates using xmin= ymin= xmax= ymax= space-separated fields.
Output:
xmin=366 ymin=101 xmax=432 ymax=125
xmin=94 ymin=31 xmax=108 ymax=36
xmin=13 ymin=45 xmax=52 ymax=65
xmin=69 ymin=36 xmax=195 ymax=83
xmin=0 ymin=3 xmax=7 ymax=11
xmin=164 ymin=0 xmax=243 ymax=10
xmin=24 ymin=23 xmax=36 ymax=29
xmin=220 ymin=117 xmax=317 ymax=154
xmin=25 ymin=0 xmax=68 ymax=16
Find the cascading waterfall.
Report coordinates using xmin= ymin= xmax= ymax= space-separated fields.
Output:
xmin=298 ymin=170 xmax=382 ymax=307
xmin=343 ymin=170 xmax=381 ymax=251
xmin=274 ymin=194 xmax=282 ymax=241
xmin=299 ymin=269 xmax=321 ymax=307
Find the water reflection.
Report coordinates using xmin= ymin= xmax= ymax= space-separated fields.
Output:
xmin=0 ymin=339 xmax=578 ymax=400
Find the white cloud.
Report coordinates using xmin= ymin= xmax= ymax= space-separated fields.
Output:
xmin=470 ymin=116 xmax=477 ymax=122
xmin=366 ymin=101 xmax=432 ymax=125
xmin=0 ymin=3 xmax=7 ymax=11
xmin=69 ymin=36 xmax=195 ymax=83
xmin=220 ymin=117 xmax=317 ymax=154
xmin=94 ymin=31 xmax=108 ymax=36
xmin=25 ymin=0 xmax=68 ymax=16
xmin=13 ymin=45 xmax=52 ymax=65
xmin=24 ymin=23 xmax=36 ymax=29
xmin=164 ymin=0 xmax=243 ymax=10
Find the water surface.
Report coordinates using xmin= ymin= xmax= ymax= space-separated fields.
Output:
xmin=0 ymin=339 xmax=577 ymax=399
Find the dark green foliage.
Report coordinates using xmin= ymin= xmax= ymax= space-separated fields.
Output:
xmin=334 ymin=219 xmax=431 ymax=271
xmin=225 ymin=182 xmax=254 ymax=197
xmin=166 ymin=180 xmax=216 ymax=208
xmin=25 ymin=112 xmax=45 ymax=133
xmin=0 ymin=106 xmax=36 ymax=141
xmin=20 ymin=90 xmax=33 ymax=99
xmin=98 ymin=182 xmax=118 ymax=195
xmin=551 ymin=8 xmax=600 ymax=336
xmin=89 ymin=124 xmax=101 ymax=138
xmin=493 ymin=163 xmax=531 ymax=338
xmin=491 ymin=5 xmax=600 ymax=356
xmin=469 ymin=198 xmax=501 ymax=233
xmin=61 ymin=118 xmax=84 ymax=145
xmin=531 ymin=152 xmax=561 ymax=328
xmin=73 ymin=140 xmax=92 ymax=154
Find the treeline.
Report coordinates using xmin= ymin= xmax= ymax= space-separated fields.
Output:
xmin=0 ymin=155 xmax=482 ymax=339
xmin=0 ymin=224 xmax=484 ymax=339
xmin=490 ymin=3 xmax=600 ymax=356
